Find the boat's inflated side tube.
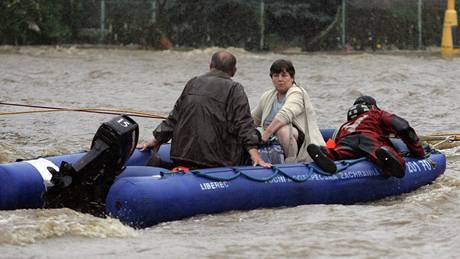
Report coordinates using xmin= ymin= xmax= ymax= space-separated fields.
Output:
xmin=106 ymin=152 xmax=445 ymax=228
xmin=0 ymin=153 xmax=85 ymax=210
xmin=0 ymin=150 xmax=153 ymax=210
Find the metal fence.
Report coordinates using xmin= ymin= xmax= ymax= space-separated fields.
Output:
xmin=73 ymin=0 xmax=447 ymax=51
xmin=341 ymin=0 xmax=445 ymax=51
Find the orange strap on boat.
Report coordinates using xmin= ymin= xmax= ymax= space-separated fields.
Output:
xmin=171 ymin=166 xmax=190 ymax=173
xmin=326 ymin=138 xmax=336 ymax=149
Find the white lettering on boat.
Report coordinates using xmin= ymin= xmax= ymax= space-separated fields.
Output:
xmin=309 ymin=174 xmax=339 ymax=180
xmin=339 ymin=169 xmax=380 ymax=179
xmin=25 ymin=158 xmax=57 ymax=189
xmin=418 ymin=159 xmax=432 ymax=171
xmin=407 ymin=161 xmax=421 ymax=173
xmin=267 ymin=176 xmax=288 ymax=183
xmin=229 ymin=159 xmax=435 ymax=187
xmin=264 ymin=173 xmax=339 ymax=183
xmin=200 ymin=181 xmax=229 ymax=191
xmin=407 ymin=159 xmax=432 ymax=174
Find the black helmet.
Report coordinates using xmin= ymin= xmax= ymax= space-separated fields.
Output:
xmin=347 ymin=103 xmax=370 ymax=121
xmin=353 ymin=95 xmax=378 ymax=108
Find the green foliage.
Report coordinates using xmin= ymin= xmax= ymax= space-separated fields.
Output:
xmin=163 ymin=0 xmax=260 ymax=49
xmin=421 ymin=4 xmax=445 ymax=47
xmin=164 ymin=0 xmax=210 ymax=48
xmin=265 ymin=1 xmax=338 ymax=50
xmin=349 ymin=7 xmax=421 ymax=50
xmin=105 ymin=1 xmax=154 ymax=44
xmin=208 ymin=2 xmax=259 ymax=49
xmin=266 ymin=2 xmax=336 ymax=39
xmin=164 ymin=0 xmax=338 ymax=50
xmin=316 ymin=3 xmax=445 ymax=51
xmin=0 ymin=0 xmax=451 ymax=51
xmin=0 ymin=0 xmax=70 ymax=45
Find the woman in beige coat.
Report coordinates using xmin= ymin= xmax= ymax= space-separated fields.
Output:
xmin=252 ymin=59 xmax=325 ymax=163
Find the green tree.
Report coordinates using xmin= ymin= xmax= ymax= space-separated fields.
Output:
xmin=0 ymin=0 xmax=70 ymax=45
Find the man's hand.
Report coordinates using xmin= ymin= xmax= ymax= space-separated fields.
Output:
xmin=253 ymin=157 xmax=272 ymax=168
xmin=248 ymin=148 xmax=272 ymax=168
xmin=137 ymin=137 xmax=160 ymax=152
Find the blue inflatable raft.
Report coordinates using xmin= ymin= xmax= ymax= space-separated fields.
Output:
xmin=0 ymin=129 xmax=446 ymax=228
xmin=106 ymin=147 xmax=445 ymax=228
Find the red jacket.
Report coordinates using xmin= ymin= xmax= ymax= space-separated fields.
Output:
xmin=336 ymin=109 xmax=425 ymax=158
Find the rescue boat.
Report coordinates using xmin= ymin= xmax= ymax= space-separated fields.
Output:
xmin=0 ymin=128 xmax=446 ymax=228
xmin=106 ymin=142 xmax=445 ymax=228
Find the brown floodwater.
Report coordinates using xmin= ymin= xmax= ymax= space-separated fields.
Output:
xmin=0 ymin=46 xmax=459 ymax=258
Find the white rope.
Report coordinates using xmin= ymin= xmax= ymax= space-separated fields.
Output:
xmin=432 ymin=135 xmax=456 ymax=149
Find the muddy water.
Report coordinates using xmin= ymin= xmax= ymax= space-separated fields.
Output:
xmin=0 ymin=46 xmax=459 ymax=258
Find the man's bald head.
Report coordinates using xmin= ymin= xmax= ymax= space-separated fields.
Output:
xmin=210 ymin=51 xmax=237 ymax=77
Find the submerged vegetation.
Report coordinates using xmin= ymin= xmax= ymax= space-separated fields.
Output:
xmin=0 ymin=0 xmax=450 ymax=51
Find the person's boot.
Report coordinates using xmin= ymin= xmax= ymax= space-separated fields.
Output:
xmin=375 ymin=146 xmax=405 ymax=178
xmin=307 ymin=144 xmax=337 ymax=173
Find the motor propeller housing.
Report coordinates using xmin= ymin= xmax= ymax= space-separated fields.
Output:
xmin=44 ymin=115 xmax=139 ymax=216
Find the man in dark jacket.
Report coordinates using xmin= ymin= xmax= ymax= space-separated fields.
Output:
xmin=139 ymin=51 xmax=271 ymax=169
xmin=307 ymin=96 xmax=426 ymax=178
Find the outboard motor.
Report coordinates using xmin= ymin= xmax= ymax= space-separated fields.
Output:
xmin=44 ymin=115 xmax=139 ymax=216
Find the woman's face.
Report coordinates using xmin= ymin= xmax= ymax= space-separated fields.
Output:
xmin=271 ymin=71 xmax=294 ymax=94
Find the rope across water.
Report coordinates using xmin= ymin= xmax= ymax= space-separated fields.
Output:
xmin=0 ymin=101 xmax=168 ymax=119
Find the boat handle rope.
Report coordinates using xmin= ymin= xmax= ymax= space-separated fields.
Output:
xmin=159 ymin=149 xmax=434 ymax=183
xmin=190 ymin=166 xmax=311 ymax=182
xmin=187 ymin=157 xmax=368 ymax=183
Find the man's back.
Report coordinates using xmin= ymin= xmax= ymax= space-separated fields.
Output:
xmin=170 ymin=70 xmax=257 ymax=167
xmin=141 ymin=50 xmax=270 ymax=169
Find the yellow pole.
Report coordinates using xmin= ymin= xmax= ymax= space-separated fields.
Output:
xmin=441 ymin=0 xmax=460 ymax=55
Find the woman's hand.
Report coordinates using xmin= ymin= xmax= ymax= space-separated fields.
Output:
xmin=262 ymin=119 xmax=285 ymax=143
xmin=261 ymin=131 xmax=271 ymax=142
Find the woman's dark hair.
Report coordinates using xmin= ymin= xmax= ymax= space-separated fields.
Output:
xmin=269 ymin=59 xmax=295 ymax=78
